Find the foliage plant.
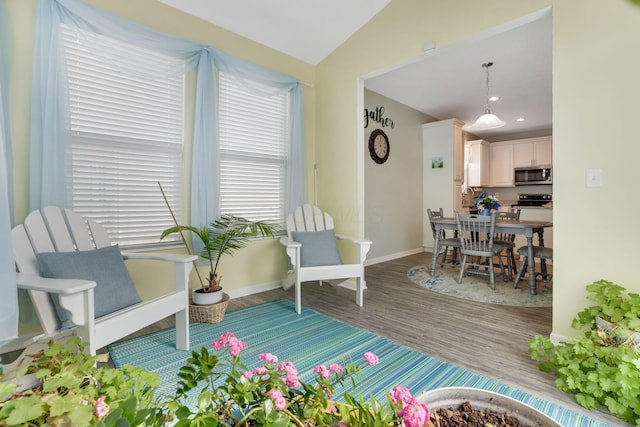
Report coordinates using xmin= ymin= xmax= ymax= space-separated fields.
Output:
xmin=163 ymin=331 xmax=433 ymax=427
xmin=161 ymin=215 xmax=280 ymax=292
xmin=474 ymin=192 xmax=501 ymax=210
xmin=1 ymin=334 xmax=434 ymax=427
xmin=529 ymin=280 xmax=640 ymax=426
xmin=0 ymin=336 xmax=161 ymax=427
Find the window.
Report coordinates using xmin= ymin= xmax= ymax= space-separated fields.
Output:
xmin=61 ymin=25 xmax=185 ymax=247
xmin=218 ymin=72 xmax=290 ymax=227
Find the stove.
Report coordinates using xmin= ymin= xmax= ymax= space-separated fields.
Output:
xmin=515 ymin=193 xmax=552 ymax=207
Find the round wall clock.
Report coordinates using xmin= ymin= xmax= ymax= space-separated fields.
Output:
xmin=368 ymin=129 xmax=390 ymax=164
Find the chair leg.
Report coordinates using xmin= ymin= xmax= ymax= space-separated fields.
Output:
xmin=175 ymin=308 xmax=189 ymax=351
xmin=295 ymin=276 xmax=302 ymax=314
xmin=498 ymin=255 xmax=508 ymax=283
xmin=488 ymin=258 xmax=496 ymax=290
xmin=513 ymin=255 xmax=528 ymax=289
xmin=457 ymin=255 xmax=467 ymax=284
xmin=509 ymin=249 xmax=517 ymax=280
xmin=439 ymin=246 xmax=449 ymax=267
xmin=355 ymin=277 xmax=364 ymax=307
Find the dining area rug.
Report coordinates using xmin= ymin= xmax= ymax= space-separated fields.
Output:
xmin=407 ymin=264 xmax=552 ymax=307
xmin=107 ymin=299 xmax=606 ymax=426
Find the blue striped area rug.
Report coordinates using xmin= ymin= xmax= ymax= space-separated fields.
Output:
xmin=108 ymin=299 xmax=607 ymax=426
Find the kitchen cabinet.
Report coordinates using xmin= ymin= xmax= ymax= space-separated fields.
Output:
xmin=489 ymin=142 xmax=514 ymax=187
xmin=465 ymin=140 xmax=490 ymax=187
xmin=513 ymin=136 xmax=552 ymax=168
xmin=421 ymin=119 xmax=464 ymax=251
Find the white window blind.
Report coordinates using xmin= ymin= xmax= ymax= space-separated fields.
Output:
xmin=61 ymin=25 xmax=185 ymax=247
xmin=218 ymin=73 xmax=289 ymax=227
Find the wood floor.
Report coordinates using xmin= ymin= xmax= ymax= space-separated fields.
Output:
xmin=5 ymin=252 xmax=620 ymax=425
xmin=223 ymin=252 xmax=622 ymax=426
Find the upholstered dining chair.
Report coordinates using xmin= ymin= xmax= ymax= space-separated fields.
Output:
xmin=493 ymin=209 xmax=521 ymax=280
xmin=454 ymin=212 xmax=509 ymax=290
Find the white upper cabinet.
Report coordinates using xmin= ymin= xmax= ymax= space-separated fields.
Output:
xmin=513 ymin=136 xmax=552 ymax=168
xmin=465 ymin=140 xmax=490 ymax=187
xmin=489 ymin=142 xmax=515 ymax=187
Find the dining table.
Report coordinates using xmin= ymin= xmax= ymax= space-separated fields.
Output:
xmin=429 ymin=217 xmax=553 ymax=295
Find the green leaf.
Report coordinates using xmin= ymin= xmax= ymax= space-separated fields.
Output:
xmin=4 ymin=395 xmax=45 ymax=424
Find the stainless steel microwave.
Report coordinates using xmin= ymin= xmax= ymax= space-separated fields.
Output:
xmin=514 ymin=166 xmax=552 ymax=185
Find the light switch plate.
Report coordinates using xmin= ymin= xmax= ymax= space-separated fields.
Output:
xmin=586 ymin=168 xmax=603 ymax=188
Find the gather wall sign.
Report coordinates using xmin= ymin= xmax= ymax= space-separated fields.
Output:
xmin=364 ymin=106 xmax=395 ymax=129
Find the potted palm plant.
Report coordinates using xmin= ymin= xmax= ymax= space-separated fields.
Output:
xmin=161 ymin=215 xmax=280 ymax=305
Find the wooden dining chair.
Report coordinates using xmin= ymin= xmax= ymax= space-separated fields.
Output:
xmin=493 ymin=209 xmax=520 ymax=280
xmin=513 ymin=246 xmax=553 ymax=292
xmin=454 ymin=212 xmax=509 ymax=289
xmin=427 ymin=208 xmax=460 ymax=268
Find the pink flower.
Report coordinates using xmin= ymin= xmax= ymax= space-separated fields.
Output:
xmin=253 ymin=366 xmax=268 ymax=375
xmin=329 ymin=363 xmax=344 ymax=373
xmin=258 ymin=353 xmax=279 ymax=364
xmin=278 ymin=361 xmax=297 ymax=375
xmin=388 ymin=385 xmax=413 ymax=404
xmin=242 ymin=371 xmax=253 ymax=379
xmin=266 ymin=388 xmax=282 ymax=399
xmin=266 ymin=389 xmax=286 ymax=411
xmin=227 ymin=336 xmax=247 ymax=356
xmin=313 ymin=364 xmax=330 ymax=379
xmin=274 ymin=395 xmax=286 ymax=411
xmin=398 ymin=397 xmax=430 ymax=427
xmin=285 ymin=374 xmax=300 ymax=387
xmin=278 ymin=362 xmax=300 ymax=386
xmin=94 ymin=395 xmax=110 ymax=418
xmin=211 ymin=331 xmax=235 ymax=350
xmin=363 ymin=351 xmax=379 ymax=366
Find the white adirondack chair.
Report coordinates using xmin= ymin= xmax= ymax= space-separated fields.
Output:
xmin=280 ymin=204 xmax=372 ymax=314
xmin=11 ymin=206 xmax=197 ymax=356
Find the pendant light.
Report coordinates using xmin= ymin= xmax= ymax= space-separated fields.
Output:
xmin=463 ymin=62 xmax=505 ymax=131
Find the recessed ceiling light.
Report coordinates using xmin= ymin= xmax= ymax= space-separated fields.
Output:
xmin=489 ymin=96 xmax=499 ymax=101
xmin=516 ymin=117 xmax=525 ymax=122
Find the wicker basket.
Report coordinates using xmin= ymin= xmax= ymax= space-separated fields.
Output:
xmin=189 ymin=293 xmax=230 ymax=323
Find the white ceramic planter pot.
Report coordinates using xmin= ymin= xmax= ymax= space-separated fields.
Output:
xmin=417 ymin=387 xmax=561 ymax=427
xmin=192 ymin=288 xmax=224 ymax=305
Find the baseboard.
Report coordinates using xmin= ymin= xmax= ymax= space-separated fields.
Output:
xmin=0 ymin=331 xmax=43 ymax=354
xmin=226 ymin=280 xmax=284 ymax=299
xmin=549 ymin=331 xmax=567 ymax=345
xmin=365 ymin=248 xmax=424 ymax=266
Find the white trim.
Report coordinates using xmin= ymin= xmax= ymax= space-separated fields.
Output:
xmin=549 ymin=332 xmax=567 ymax=345
xmin=225 ymin=280 xmax=284 ymax=299
xmin=0 ymin=331 xmax=44 ymax=354
xmin=365 ymin=248 xmax=425 ymax=266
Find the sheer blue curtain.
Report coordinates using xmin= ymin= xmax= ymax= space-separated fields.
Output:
xmin=0 ymin=0 xmax=18 ymax=346
xmin=30 ymin=0 xmax=306 ymax=238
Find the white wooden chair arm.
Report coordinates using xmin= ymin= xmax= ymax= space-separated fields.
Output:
xmin=335 ymin=234 xmax=373 ymax=246
xmin=16 ymin=273 xmax=96 ymax=294
xmin=121 ymin=251 xmax=198 ymax=263
xmin=279 ymin=236 xmax=301 ymax=248
xmin=17 ymin=273 xmax=95 ymax=327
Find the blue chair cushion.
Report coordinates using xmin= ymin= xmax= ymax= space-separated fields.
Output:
xmin=290 ymin=229 xmax=344 ymax=267
xmin=36 ymin=244 xmax=142 ymax=329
